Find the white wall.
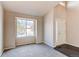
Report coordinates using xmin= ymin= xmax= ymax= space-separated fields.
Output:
xmin=67 ymin=7 xmax=79 ymax=47
xmin=44 ymin=4 xmax=66 ymax=47
xmin=36 ymin=18 xmax=44 ymax=43
xmin=54 ymin=4 xmax=66 ymax=46
xmin=44 ymin=8 xmax=54 ymax=47
xmin=44 ymin=3 xmax=79 ymax=48
xmin=4 ymin=10 xmax=43 ymax=49
xmin=0 ymin=3 xmax=3 ymax=56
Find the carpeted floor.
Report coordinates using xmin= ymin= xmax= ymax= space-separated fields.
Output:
xmin=1 ymin=43 xmax=66 ymax=57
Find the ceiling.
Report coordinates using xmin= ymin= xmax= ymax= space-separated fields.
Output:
xmin=2 ymin=1 xmax=59 ymax=16
xmin=68 ymin=1 xmax=79 ymax=8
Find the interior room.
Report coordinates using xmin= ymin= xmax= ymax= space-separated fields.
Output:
xmin=0 ymin=1 xmax=79 ymax=57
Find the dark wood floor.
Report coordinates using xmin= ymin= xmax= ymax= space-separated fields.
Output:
xmin=54 ymin=44 xmax=79 ymax=57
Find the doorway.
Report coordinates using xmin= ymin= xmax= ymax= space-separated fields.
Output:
xmin=55 ymin=18 xmax=66 ymax=46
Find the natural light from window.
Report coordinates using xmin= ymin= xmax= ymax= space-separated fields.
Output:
xmin=16 ymin=17 xmax=35 ymax=38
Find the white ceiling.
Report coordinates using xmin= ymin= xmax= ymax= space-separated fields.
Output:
xmin=2 ymin=1 xmax=59 ymax=16
xmin=68 ymin=1 xmax=79 ymax=8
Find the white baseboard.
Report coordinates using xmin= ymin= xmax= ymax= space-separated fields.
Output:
xmin=36 ymin=41 xmax=44 ymax=44
xmin=66 ymin=43 xmax=79 ymax=48
xmin=44 ymin=42 xmax=54 ymax=48
xmin=4 ymin=47 xmax=15 ymax=50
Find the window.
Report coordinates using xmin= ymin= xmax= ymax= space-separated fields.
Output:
xmin=16 ymin=17 xmax=35 ymax=38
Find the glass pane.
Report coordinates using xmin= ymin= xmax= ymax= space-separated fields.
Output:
xmin=17 ymin=18 xmax=27 ymax=38
xmin=16 ymin=17 xmax=35 ymax=38
xmin=27 ymin=20 xmax=34 ymax=36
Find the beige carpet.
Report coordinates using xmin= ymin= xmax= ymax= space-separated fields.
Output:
xmin=2 ymin=43 xmax=67 ymax=57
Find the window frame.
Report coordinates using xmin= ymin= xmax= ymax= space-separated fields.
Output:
xmin=15 ymin=17 xmax=36 ymax=38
